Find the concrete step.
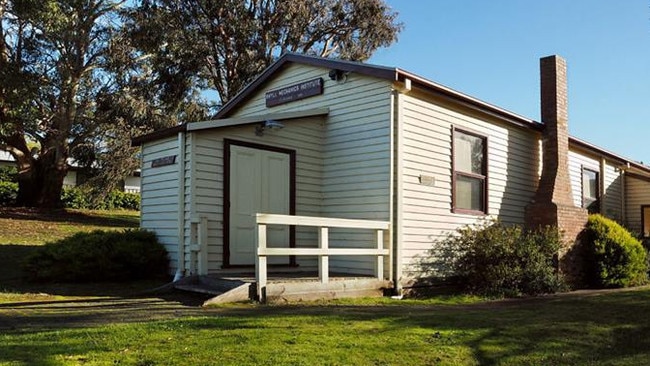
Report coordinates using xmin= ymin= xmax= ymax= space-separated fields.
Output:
xmin=172 ymin=275 xmax=254 ymax=305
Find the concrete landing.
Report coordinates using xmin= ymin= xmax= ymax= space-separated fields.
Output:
xmin=174 ymin=272 xmax=392 ymax=305
xmin=173 ymin=275 xmax=253 ymax=305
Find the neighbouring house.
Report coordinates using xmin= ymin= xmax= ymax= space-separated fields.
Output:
xmin=132 ymin=53 xmax=650 ymax=302
xmin=0 ymin=150 xmax=141 ymax=193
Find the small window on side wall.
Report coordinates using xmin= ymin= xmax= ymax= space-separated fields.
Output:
xmin=452 ymin=127 xmax=487 ymax=214
xmin=642 ymin=205 xmax=650 ymax=238
xmin=582 ymin=167 xmax=599 ymax=214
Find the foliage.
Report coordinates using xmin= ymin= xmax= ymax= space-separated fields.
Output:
xmin=0 ymin=166 xmax=17 ymax=182
xmin=582 ymin=214 xmax=648 ymax=288
xmin=23 ymin=229 xmax=168 ymax=282
xmin=0 ymin=0 xmax=179 ymax=207
xmin=0 ymin=181 xmax=18 ymax=206
xmin=1 ymin=1 xmax=120 ymax=207
xmin=126 ymin=0 xmax=403 ymax=104
xmin=1 ymin=0 xmax=401 ymax=208
xmin=61 ymin=187 xmax=93 ymax=210
xmin=448 ymin=220 xmax=566 ymax=297
xmin=62 ymin=187 xmax=140 ymax=210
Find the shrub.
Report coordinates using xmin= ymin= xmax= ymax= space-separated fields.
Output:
xmin=0 ymin=166 xmax=18 ymax=182
xmin=0 ymin=181 xmax=18 ymax=206
xmin=61 ymin=186 xmax=92 ymax=209
xmin=104 ymin=190 xmax=141 ymax=211
xmin=449 ymin=220 xmax=565 ymax=297
xmin=61 ymin=187 xmax=140 ymax=210
xmin=24 ymin=229 xmax=169 ymax=282
xmin=583 ymin=214 xmax=648 ymax=288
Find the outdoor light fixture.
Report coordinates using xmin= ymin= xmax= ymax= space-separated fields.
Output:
xmin=255 ymin=119 xmax=284 ymax=136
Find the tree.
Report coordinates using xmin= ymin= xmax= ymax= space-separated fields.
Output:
xmin=0 ymin=0 xmax=203 ymax=208
xmin=0 ymin=0 xmax=401 ymax=208
xmin=0 ymin=0 xmax=125 ymax=207
xmin=127 ymin=0 xmax=402 ymax=105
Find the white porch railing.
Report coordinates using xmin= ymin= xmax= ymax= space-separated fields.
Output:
xmin=255 ymin=213 xmax=391 ymax=302
xmin=189 ymin=216 xmax=208 ymax=275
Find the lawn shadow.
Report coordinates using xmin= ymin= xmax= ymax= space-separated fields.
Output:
xmin=201 ymin=288 xmax=650 ymax=365
xmin=0 ymin=207 xmax=138 ymax=228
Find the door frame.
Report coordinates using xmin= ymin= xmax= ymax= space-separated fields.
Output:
xmin=223 ymin=138 xmax=296 ymax=268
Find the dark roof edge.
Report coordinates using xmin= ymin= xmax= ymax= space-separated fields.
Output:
xmin=133 ymin=54 xmax=650 ymax=177
xmin=131 ymin=124 xmax=186 ymax=147
xmin=396 ymin=69 xmax=543 ymax=131
xmin=569 ymin=136 xmax=650 ymax=174
xmin=215 ymin=53 xmax=398 ymax=118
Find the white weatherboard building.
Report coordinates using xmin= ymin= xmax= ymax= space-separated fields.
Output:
xmin=133 ymin=53 xmax=650 ymax=302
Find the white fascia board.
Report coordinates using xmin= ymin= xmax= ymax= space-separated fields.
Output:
xmin=186 ymin=107 xmax=330 ymax=132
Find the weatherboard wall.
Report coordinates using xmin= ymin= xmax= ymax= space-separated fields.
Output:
xmin=567 ymin=148 xmax=623 ymax=222
xmin=397 ymin=90 xmax=541 ymax=277
xmin=625 ymin=175 xmax=650 ymax=233
xmin=140 ymin=136 xmax=181 ymax=272
xmin=184 ymin=117 xmax=325 ymax=271
xmin=197 ymin=63 xmax=393 ymax=275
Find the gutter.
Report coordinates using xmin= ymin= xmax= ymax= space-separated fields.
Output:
xmin=392 ymin=79 xmax=411 ymax=295
xmin=174 ymin=131 xmax=186 ymax=281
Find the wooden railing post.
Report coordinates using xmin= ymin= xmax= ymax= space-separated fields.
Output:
xmin=189 ymin=218 xmax=198 ymax=275
xmin=256 ymin=223 xmax=268 ymax=302
xmin=376 ymin=229 xmax=383 ymax=280
xmin=198 ymin=217 xmax=208 ymax=275
xmin=318 ymin=227 xmax=329 ymax=284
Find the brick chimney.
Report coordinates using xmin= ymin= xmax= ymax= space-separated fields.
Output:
xmin=525 ymin=55 xmax=588 ymax=286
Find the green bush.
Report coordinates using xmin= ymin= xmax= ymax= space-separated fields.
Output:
xmin=0 ymin=181 xmax=18 ymax=206
xmin=104 ymin=190 xmax=140 ymax=211
xmin=24 ymin=229 xmax=169 ymax=282
xmin=61 ymin=186 xmax=92 ymax=209
xmin=449 ymin=220 xmax=565 ymax=297
xmin=61 ymin=187 xmax=140 ymax=210
xmin=0 ymin=166 xmax=17 ymax=182
xmin=583 ymin=214 xmax=648 ymax=288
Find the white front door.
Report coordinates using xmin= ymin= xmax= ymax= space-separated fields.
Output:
xmin=229 ymin=144 xmax=290 ymax=265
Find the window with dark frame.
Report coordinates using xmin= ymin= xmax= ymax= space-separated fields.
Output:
xmin=453 ymin=128 xmax=487 ymax=214
xmin=642 ymin=206 xmax=650 ymax=238
xmin=582 ymin=167 xmax=599 ymax=214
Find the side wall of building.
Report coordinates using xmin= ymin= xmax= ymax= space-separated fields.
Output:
xmin=140 ymin=136 xmax=181 ymax=272
xmin=398 ymin=90 xmax=542 ymax=278
xmin=626 ymin=175 xmax=650 ymax=234
xmin=567 ymin=149 xmax=624 ymax=222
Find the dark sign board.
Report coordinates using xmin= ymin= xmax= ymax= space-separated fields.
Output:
xmin=265 ymin=78 xmax=323 ymax=107
xmin=151 ymin=155 xmax=176 ymax=168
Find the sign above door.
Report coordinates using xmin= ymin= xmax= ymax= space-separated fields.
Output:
xmin=265 ymin=78 xmax=323 ymax=107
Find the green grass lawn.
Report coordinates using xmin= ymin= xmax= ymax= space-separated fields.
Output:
xmin=2 ymin=209 xmax=650 ymax=365
xmin=1 ymin=288 xmax=650 ymax=365
xmin=0 ymin=208 xmax=139 ymax=245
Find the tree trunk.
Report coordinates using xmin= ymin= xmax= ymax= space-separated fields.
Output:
xmin=15 ymin=152 xmax=68 ymax=208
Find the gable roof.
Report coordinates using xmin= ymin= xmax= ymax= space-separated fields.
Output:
xmin=131 ymin=53 xmax=650 ymax=176
xmin=216 ymin=53 xmax=541 ymax=131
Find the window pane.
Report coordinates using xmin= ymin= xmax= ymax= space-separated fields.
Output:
xmin=454 ymin=132 xmax=484 ymax=175
xmin=456 ymin=175 xmax=484 ymax=211
xmin=582 ymin=170 xmax=598 ymax=199
xmin=582 ymin=169 xmax=599 ymax=213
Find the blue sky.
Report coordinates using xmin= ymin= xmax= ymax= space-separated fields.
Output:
xmin=369 ymin=1 xmax=650 ymax=164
